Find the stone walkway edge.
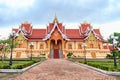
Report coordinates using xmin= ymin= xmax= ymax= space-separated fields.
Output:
xmin=0 ymin=61 xmax=42 ymax=73
xmin=75 ymin=62 xmax=120 ymax=76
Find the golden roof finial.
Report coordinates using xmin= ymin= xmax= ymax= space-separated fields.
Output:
xmin=53 ymin=13 xmax=58 ymax=23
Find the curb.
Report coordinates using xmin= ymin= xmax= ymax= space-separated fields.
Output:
xmin=75 ymin=62 xmax=120 ymax=76
xmin=0 ymin=61 xmax=42 ymax=73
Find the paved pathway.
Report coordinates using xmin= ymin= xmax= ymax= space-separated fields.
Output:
xmin=10 ymin=59 xmax=116 ymax=80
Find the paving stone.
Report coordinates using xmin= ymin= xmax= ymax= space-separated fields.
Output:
xmin=10 ymin=59 xmax=116 ymax=80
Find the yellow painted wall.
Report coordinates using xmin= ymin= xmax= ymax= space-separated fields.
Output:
xmin=14 ymin=32 xmax=27 ymax=48
xmin=85 ymin=32 xmax=101 ymax=49
xmin=12 ymin=30 xmax=110 ymax=58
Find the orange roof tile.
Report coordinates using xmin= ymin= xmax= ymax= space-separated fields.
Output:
xmin=66 ymin=29 xmax=80 ymax=38
xmin=21 ymin=23 xmax=32 ymax=33
xmin=13 ymin=29 xmax=18 ymax=33
xmin=12 ymin=21 xmax=105 ymax=41
xmin=93 ymin=29 xmax=103 ymax=40
xmin=80 ymin=23 xmax=91 ymax=34
xmin=30 ymin=29 xmax=46 ymax=38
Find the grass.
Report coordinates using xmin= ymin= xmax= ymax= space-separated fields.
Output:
xmin=78 ymin=60 xmax=120 ymax=72
xmin=0 ymin=59 xmax=40 ymax=69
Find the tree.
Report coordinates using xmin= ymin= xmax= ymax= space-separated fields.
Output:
xmin=108 ymin=32 xmax=120 ymax=59
xmin=114 ymin=32 xmax=120 ymax=49
xmin=0 ymin=36 xmax=18 ymax=60
xmin=108 ymin=32 xmax=120 ymax=48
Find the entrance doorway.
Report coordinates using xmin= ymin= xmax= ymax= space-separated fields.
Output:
xmin=50 ymin=40 xmax=63 ymax=58
xmin=91 ymin=52 xmax=96 ymax=58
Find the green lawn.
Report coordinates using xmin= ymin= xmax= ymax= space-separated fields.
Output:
xmin=78 ymin=60 xmax=120 ymax=72
xmin=0 ymin=59 xmax=40 ymax=69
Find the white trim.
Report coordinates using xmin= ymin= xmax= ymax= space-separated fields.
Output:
xmin=43 ymin=22 xmax=69 ymax=40
xmin=15 ymin=27 xmax=28 ymax=40
xmin=93 ymin=30 xmax=102 ymax=41
xmin=84 ymin=28 xmax=102 ymax=41
xmin=84 ymin=30 xmax=91 ymax=40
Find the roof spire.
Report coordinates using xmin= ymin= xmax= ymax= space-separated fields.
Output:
xmin=53 ymin=13 xmax=59 ymax=23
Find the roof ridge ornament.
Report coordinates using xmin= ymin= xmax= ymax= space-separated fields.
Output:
xmin=53 ymin=14 xmax=59 ymax=23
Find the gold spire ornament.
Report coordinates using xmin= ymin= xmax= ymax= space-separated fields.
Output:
xmin=53 ymin=14 xmax=59 ymax=23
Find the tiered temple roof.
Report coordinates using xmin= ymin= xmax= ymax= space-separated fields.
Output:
xmin=13 ymin=16 xmax=104 ymax=42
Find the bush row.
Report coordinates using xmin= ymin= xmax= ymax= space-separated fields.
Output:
xmin=0 ymin=60 xmax=40 ymax=69
xmin=87 ymin=62 xmax=120 ymax=71
xmin=78 ymin=60 xmax=120 ymax=72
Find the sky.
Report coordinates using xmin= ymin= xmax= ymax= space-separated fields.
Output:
xmin=0 ymin=0 xmax=120 ymax=40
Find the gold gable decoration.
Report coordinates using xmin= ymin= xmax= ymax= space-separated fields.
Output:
xmin=53 ymin=14 xmax=59 ymax=23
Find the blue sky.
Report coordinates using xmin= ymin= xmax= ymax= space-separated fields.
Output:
xmin=0 ymin=0 xmax=120 ymax=39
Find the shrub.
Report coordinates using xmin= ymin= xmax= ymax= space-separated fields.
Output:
xmin=11 ymin=61 xmax=36 ymax=69
xmin=78 ymin=60 xmax=84 ymax=64
xmin=0 ymin=60 xmax=40 ymax=69
xmin=100 ymin=66 xmax=109 ymax=71
xmin=2 ymin=65 xmax=11 ymax=69
xmin=116 ymin=52 xmax=120 ymax=59
xmin=67 ymin=52 xmax=73 ymax=58
xmin=106 ymin=54 xmax=113 ymax=59
xmin=0 ymin=64 xmax=10 ymax=69
xmin=33 ymin=60 xmax=40 ymax=63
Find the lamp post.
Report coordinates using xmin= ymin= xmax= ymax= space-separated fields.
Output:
xmin=82 ymin=43 xmax=87 ymax=64
xmin=110 ymin=34 xmax=118 ymax=68
xmin=29 ymin=42 xmax=34 ymax=61
xmin=9 ymin=31 xmax=15 ymax=66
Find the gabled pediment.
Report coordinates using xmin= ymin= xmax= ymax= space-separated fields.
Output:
xmin=43 ymin=23 xmax=69 ymax=40
xmin=84 ymin=29 xmax=104 ymax=41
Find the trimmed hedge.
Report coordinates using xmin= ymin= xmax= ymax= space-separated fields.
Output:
xmin=78 ymin=60 xmax=120 ymax=72
xmin=1 ymin=65 xmax=11 ymax=69
xmin=0 ymin=60 xmax=40 ymax=69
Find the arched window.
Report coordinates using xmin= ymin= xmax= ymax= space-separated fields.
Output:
xmin=90 ymin=44 xmax=94 ymax=48
xmin=104 ymin=46 xmax=107 ymax=49
xmin=40 ymin=44 xmax=44 ymax=49
xmin=98 ymin=44 xmax=101 ymax=49
xmin=78 ymin=44 xmax=82 ymax=49
xmin=68 ymin=44 xmax=72 ymax=49
xmin=18 ymin=44 xmax=22 ymax=48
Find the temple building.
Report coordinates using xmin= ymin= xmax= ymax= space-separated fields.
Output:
xmin=10 ymin=16 xmax=110 ymax=59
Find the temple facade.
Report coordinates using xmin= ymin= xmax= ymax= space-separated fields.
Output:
xmin=10 ymin=16 xmax=110 ymax=59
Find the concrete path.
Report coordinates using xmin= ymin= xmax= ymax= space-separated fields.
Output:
xmin=10 ymin=59 xmax=116 ymax=80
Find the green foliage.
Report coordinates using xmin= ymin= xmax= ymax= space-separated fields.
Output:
xmin=106 ymin=54 xmax=113 ymax=59
xmin=0 ymin=64 xmax=11 ymax=69
xmin=0 ymin=60 xmax=40 ymax=69
xmin=116 ymin=52 xmax=120 ymax=58
xmin=67 ymin=52 xmax=73 ymax=58
xmin=0 ymin=36 xmax=18 ymax=48
xmin=32 ymin=59 xmax=40 ymax=63
xmin=78 ymin=60 xmax=120 ymax=72
xmin=108 ymin=32 xmax=120 ymax=49
xmin=78 ymin=60 xmax=86 ymax=64
xmin=11 ymin=61 xmax=35 ymax=69
xmin=106 ymin=52 xmax=120 ymax=59
xmin=0 ymin=36 xmax=18 ymax=60
xmin=2 ymin=65 xmax=11 ymax=69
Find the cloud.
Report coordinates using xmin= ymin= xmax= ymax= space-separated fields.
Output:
xmin=0 ymin=0 xmax=120 ymax=39
xmin=0 ymin=0 xmax=120 ymax=26
xmin=0 ymin=0 xmax=34 ymax=8
xmin=93 ymin=21 xmax=120 ymax=39
xmin=0 ymin=0 xmax=35 ymax=26
xmin=0 ymin=27 xmax=11 ymax=40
